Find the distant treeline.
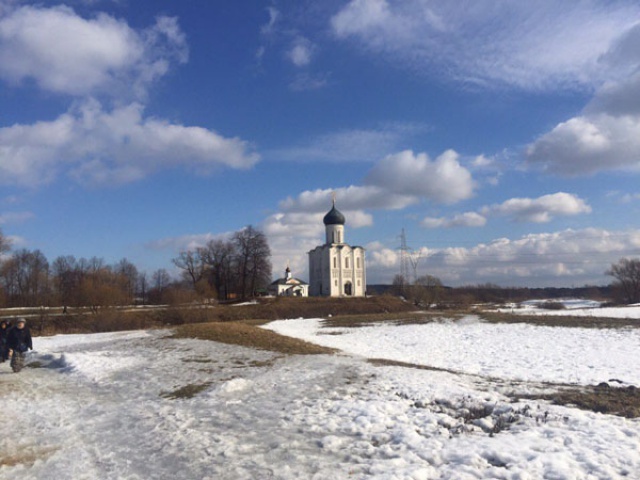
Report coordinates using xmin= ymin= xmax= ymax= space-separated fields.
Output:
xmin=0 ymin=225 xmax=272 ymax=309
xmin=368 ymin=284 xmax=613 ymax=305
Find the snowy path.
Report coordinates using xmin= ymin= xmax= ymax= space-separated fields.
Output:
xmin=1 ymin=327 xmax=639 ymax=479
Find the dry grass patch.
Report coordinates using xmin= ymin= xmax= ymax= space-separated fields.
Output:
xmin=0 ymin=446 xmax=59 ymax=467
xmin=479 ymin=311 xmax=640 ymax=329
xmin=323 ymin=311 xmax=467 ymax=329
xmin=173 ymin=321 xmax=335 ymax=355
xmin=368 ymin=358 xmax=462 ymax=376
xmin=523 ymin=384 xmax=640 ymax=418
xmin=161 ymin=382 xmax=213 ymax=400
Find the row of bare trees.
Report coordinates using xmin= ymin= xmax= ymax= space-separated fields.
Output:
xmin=172 ymin=226 xmax=272 ymax=301
xmin=0 ymin=248 xmax=165 ymax=309
xmin=0 ymin=226 xmax=272 ymax=308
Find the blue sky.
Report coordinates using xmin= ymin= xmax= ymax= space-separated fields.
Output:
xmin=2 ymin=0 xmax=640 ymax=287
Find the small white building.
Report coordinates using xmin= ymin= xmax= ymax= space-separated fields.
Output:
xmin=269 ymin=266 xmax=309 ymax=297
xmin=308 ymin=200 xmax=366 ymax=297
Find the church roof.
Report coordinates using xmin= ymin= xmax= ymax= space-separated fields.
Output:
xmin=270 ymin=277 xmax=308 ymax=286
xmin=323 ymin=204 xmax=345 ymax=226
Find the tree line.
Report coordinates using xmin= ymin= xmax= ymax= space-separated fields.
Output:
xmin=0 ymin=226 xmax=272 ymax=309
xmin=385 ymin=257 xmax=640 ymax=307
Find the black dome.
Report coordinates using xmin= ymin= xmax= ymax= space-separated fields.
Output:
xmin=323 ymin=205 xmax=345 ymax=225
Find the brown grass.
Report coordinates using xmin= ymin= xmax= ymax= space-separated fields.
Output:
xmin=172 ymin=321 xmax=336 ymax=355
xmin=16 ymin=296 xmax=421 ymax=337
xmin=0 ymin=446 xmax=59 ymax=467
xmin=524 ymin=384 xmax=640 ymax=418
xmin=479 ymin=311 xmax=640 ymax=329
xmin=323 ymin=311 xmax=467 ymax=328
xmin=161 ymin=382 xmax=213 ymax=399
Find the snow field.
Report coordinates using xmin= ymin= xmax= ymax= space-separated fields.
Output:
xmin=265 ymin=316 xmax=640 ymax=386
xmin=0 ymin=322 xmax=638 ymax=479
xmin=501 ymin=300 xmax=640 ymax=319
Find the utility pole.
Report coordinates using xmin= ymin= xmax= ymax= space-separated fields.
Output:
xmin=398 ymin=228 xmax=410 ymax=286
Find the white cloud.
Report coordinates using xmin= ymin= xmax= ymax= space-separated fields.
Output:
xmin=365 ymin=150 xmax=475 ymax=204
xmin=0 ymin=211 xmax=34 ymax=225
xmin=527 ymin=113 xmax=640 ymax=175
xmin=471 ymin=155 xmax=494 ymax=169
xmin=330 ymin=0 xmax=640 ymax=91
xmin=256 ymin=7 xmax=280 ymax=64
xmin=0 ymin=99 xmax=260 ymax=186
xmin=262 ymin=212 xmax=325 ymax=278
xmin=0 ymin=4 xmax=187 ymax=98
xmin=289 ymin=72 xmax=330 ymax=91
xmin=421 ymin=193 xmax=590 ymax=229
xmin=260 ymin=6 xmax=280 ymax=36
xmin=287 ymin=36 xmax=314 ymax=67
xmin=525 ymin=21 xmax=640 ymax=175
xmin=482 ymin=192 xmax=592 ymax=223
xmin=278 ymin=149 xmax=475 ymax=234
xmin=147 ymin=231 xmax=233 ymax=253
xmin=620 ymin=193 xmax=640 ymax=203
xmin=365 ymin=228 xmax=640 ymax=286
xmin=422 ymin=212 xmax=486 ymax=229
xmin=271 ymin=122 xmax=429 ymax=163
xmin=280 ymin=186 xmax=416 ymax=213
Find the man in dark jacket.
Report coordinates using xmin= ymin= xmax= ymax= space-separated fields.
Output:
xmin=0 ymin=320 xmax=9 ymax=362
xmin=7 ymin=318 xmax=32 ymax=373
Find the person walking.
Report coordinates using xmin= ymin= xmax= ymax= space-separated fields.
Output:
xmin=7 ymin=318 xmax=32 ymax=372
xmin=0 ymin=320 xmax=9 ymax=362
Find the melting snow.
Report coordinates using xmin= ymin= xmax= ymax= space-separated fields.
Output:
xmin=1 ymin=319 xmax=639 ymax=479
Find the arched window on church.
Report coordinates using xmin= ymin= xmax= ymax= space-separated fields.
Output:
xmin=356 ymin=257 xmax=360 ymax=269
xmin=333 ymin=257 xmax=337 ymax=268
xmin=346 ymin=257 xmax=349 ymax=268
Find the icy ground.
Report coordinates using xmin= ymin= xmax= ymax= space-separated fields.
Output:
xmin=1 ymin=320 xmax=639 ymax=479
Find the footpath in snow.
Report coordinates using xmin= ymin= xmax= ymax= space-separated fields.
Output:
xmin=0 ymin=322 xmax=639 ymax=479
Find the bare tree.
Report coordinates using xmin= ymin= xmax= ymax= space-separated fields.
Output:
xmin=607 ymin=258 xmax=640 ymax=304
xmin=149 ymin=268 xmax=172 ymax=304
xmin=52 ymin=255 xmax=79 ymax=306
xmin=0 ymin=228 xmax=10 ymax=256
xmin=413 ymin=274 xmax=443 ymax=307
xmin=115 ymin=258 xmax=139 ymax=304
xmin=0 ymin=249 xmax=50 ymax=307
xmin=391 ymin=274 xmax=408 ymax=297
xmin=200 ymin=239 xmax=235 ymax=300
xmin=137 ymin=271 xmax=149 ymax=305
xmin=172 ymin=250 xmax=205 ymax=290
xmin=232 ymin=226 xmax=272 ymax=299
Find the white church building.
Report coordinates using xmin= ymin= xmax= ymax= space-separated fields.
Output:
xmin=308 ymin=200 xmax=366 ymax=297
xmin=268 ymin=266 xmax=309 ymax=297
